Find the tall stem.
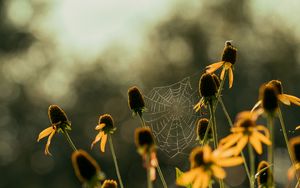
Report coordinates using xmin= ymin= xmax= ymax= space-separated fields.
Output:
xmin=248 ymin=144 xmax=255 ymax=188
xmin=267 ymin=115 xmax=274 ymax=187
xmin=278 ymin=108 xmax=299 ymax=181
xmin=146 ymin=154 xmax=153 ymax=188
xmin=62 ymin=129 xmax=77 ymax=151
xmin=138 ymin=114 xmax=168 ymax=188
xmin=108 ymin=135 xmax=124 ymax=188
xmin=208 ymin=102 xmax=218 ymax=149
xmin=219 ymin=97 xmax=251 ymax=182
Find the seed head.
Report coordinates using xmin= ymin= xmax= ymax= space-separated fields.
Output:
xmin=257 ymin=161 xmax=272 ymax=186
xmin=71 ymin=150 xmax=100 ymax=183
xmin=48 ymin=105 xmax=69 ymax=125
xmin=196 ymin=118 xmax=212 ymax=141
xmin=128 ymin=86 xmax=145 ymax=114
xmin=190 ymin=147 xmax=205 ymax=168
xmin=101 ymin=180 xmax=118 ymax=188
xmin=260 ymin=85 xmax=279 ymax=114
xmin=135 ymin=127 xmax=155 ymax=155
xmin=289 ymin=136 xmax=300 ymax=163
xmin=221 ymin=42 xmax=237 ymax=65
xmin=99 ymin=114 xmax=115 ymax=134
xmin=267 ymin=80 xmax=283 ymax=94
xmin=199 ymin=73 xmax=218 ymax=98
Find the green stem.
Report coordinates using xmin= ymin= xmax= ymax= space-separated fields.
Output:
xmin=267 ymin=115 xmax=274 ymax=187
xmin=208 ymin=101 xmax=218 ymax=149
xmin=146 ymin=154 xmax=153 ymax=188
xmin=62 ymin=129 xmax=77 ymax=151
xmin=248 ymin=144 xmax=255 ymax=188
xmin=108 ymin=135 xmax=124 ymax=188
xmin=278 ymin=108 xmax=299 ymax=181
xmin=138 ymin=114 xmax=168 ymax=188
xmin=296 ymin=179 xmax=300 ymax=188
xmin=219 ymin=97 xmax=251 ymax=182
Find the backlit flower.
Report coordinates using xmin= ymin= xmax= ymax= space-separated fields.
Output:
xmin=206 ymin=41 xmax=237 ymax=88
xmin=91 ymin=114 xmax=116 ymax=152
xmin=220 ymin=111 xmax=271 ymax=155
xmin=101 ymin=180 xmax=118 ymax=188
xmin=135 ymin=127 xmax=158 ymax=181
xmin=287 ymin=136 xmax=300 ymax=181
xmin=196 ymin=118 xmax=212 ymax=143
xmin=256 ymin=161 xmax=273 ymax=187
xmin=176 ymin=145 xmax=243 ymax=188
xmin=128 ymin=86 xmax=146 ymax=115
xmin=72 ymin=150 xmax=103 ymax=185
xmin=37 ymin=105 xmax=71 ymax=155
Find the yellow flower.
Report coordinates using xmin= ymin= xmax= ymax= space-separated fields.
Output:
xmin=91 ymin=114 xmax=116 ymax=152
xmin=101 ymin=180 xmax=118 ymax=188
xmin=37 ymin=105 xmax=71 ymax=155
xmin=206 ymin=41 xmax=237 ymax=88
xmin=177 ymin=145 xmax=243 ymax=188
xmin=220 ymin=111 xmax=271 ymax=155
xmin=71 ymin=150 xmax=103 ymax=185
xmin=252 ymin=80 xmax=300 ymax=114
xmin=287 ymin=136 xmax=300 ymax=181
xmin=194 ymin=73 xmax=219 ymax=112
xmin=135 ymin=127 xmax=158 ymax=181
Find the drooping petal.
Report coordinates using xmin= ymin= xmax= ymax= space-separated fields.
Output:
xmin=220 ymin=66 xmax=226 ymax=80
xmin=91 ymin=131 xmax=104 ymax=149
xmin=251 ymin=100 xmax=262 ymax=113
xmin=203 ymin=145 xmax=212 ymax=162
xmin=255 ymin=131 xmax=271 ymax=146
xmin=206 ymin=62 xmax=224 ymax=74
xmin=250 ymin=134 xmax=263 ymax=154
xmin=296 ymin=125 xmax=300 ymax=130
xmin=256 ymin=125 xmax=270 ymax=140
xmin=284 ymin=94 xmax=300 ymax=106
xmin=230 ymin=127 xmax=246 ymax=133
xmin=194 ymin=98 xmax=204 ymax=112
xmin=95 ymin=123 xmax=106 ymax=130
xmin=176 ymin=168 xmax=199 ymax=186
xmin=234 ymin=135 xmax=248 ymax=155
xmin=228 ymin=67 xmax=234 ymax=88
xmin=215 ymin=157 xmax=244 ymax=167
xmin=278 ymin=94 xmax=291 ymax=105
xmin=150 ymin=166 xmax=156 ymax=181
xmin=201 ymin=173 xmax=211 ymax=188
xmin=211 ymin=165 xmax=226 ymax=179
xmin=192 ymin=173 xmax=203 ymax=188
xmin=100 ymin=134 xmax=108 ymax=152
xmin=37 ymin=126 xmax=54 ymax=142
xmin=45 ymin=130 xmax=56 ymax=155
xmin=220 ymin=133 xmax=243 ymax=149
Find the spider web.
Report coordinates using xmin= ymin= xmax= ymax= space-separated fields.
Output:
xmin=144 ymin=77 xmax=200 ymax=158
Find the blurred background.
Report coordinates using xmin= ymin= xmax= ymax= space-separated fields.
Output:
xmin=1 ymin=0 xmax=300 ymax=187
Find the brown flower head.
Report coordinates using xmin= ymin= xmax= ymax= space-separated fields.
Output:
xmin=196 ymin=118 xmax=212 ymax=142
xmin=221 ymin=41 xmax=237 ymax=65
xmin=256 ymin=161 xmax=273 ymax=187
xmin=98 ymin=114 xmax=116 ymax=134
xmin=128 ymin=86 xmax=145 ymax=115
xmin=72 ymin=150 xmax=101 ymax=183
xmin=199 ymin=73 xmax=218 ymax=98
xmin=101 ymin=180 xmax=118 ymax=188
xmin=267 ymin=80 xmax=283 ymax=94
xmin=260 ymin=84 xmax=279 ymax=115
xmin=135 ymin=127 xmax=155 ymax=155
xmin=289 ymin=136 xmax=300 ymax=163
xmin=48 ymin=105 xmax=69 ymax=125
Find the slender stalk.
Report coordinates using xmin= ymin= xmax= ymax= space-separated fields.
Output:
xmin=295 ymin=179 xmax=300 ymax=188
xmin=278 ymin=108 xmax=299 ymax=181
xmin=219 ymin=97 xmax=251 ymax=182
xmin=248 ymin=144 xmax=255 ymax=188
xmin=146 ymin=154 xmax=153 ymax=188
xmin=208 ymin=101 xmax=218 ymax=149
xmin=138 ymin=114 xmax=168 ymax=188
xmin=267 ymin=115 xmax=274 ymax=188
xmin=62 ymin=129 xmax=77 ymax=151
xmin=108 ymin=135 xmax=124 ymax=188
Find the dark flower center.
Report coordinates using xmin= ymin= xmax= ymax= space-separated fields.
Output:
xmin=128 ymin=86 xmax=145 ymax=113
xmin=48 ymin=105 xmax=68 ymax=125
xmin=293 ymin=142 xmax=300 ymax=162
xmin=197 ymin=118 xmax=212 ymax=140
xmin=193 ymin=151 xmax=205 ymax=167
xmin=221 ymin=45 xmax=237 ymax=65
xmin=199 ymin=73 xmax=218 ymax=98
xmin=136 ymin=128 xmax=154 ymax=148
xmin=261 ymin=85 xmax=278 ymax=114
xmin=99 ymin=114 xmax=114 ymax=133
xmin=267 ymin=80 xmax=283 ymax=94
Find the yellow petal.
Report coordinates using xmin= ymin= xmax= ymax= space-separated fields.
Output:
xmin=176 ymin=168 xmax=199 ymax=186
xmin=91 ymin=131 xmax=104 ymax=149
xmin=250 ymin=134 xmax=262 ymax=154
xmin=45 ymin=130 xmax=55 ymax=155
xmin=211 ymin=165 xmax=226 ymax=179
xmin=234 ymin=135 xmax=248 ymax=155
xmin=192 ymin=171 xmax=203 ymax=188
xmin=228 ymin=67 xmax=234 ymax=88
xmin=278 ymin=94 xmax=291 ymax=105
xmin=37 ymin=126 xmax=54 ymax=142
xmin=255 ymin=131 xmax=271 ymax=146
xmin=206 ymin=62 xmax=224 ymax=74
xmin=150 ymin=167 xmax=156 ymax=181
xmin=201 ymin=173 xmax=210 ymax=188
xmin=296 ymin=125 xmax=300 ymax=130
xmin=95 ymin=123 xmax=106 ymax=130
xmin=220 ymin=66 xmax=226 ymax=80
xmin=256 ymin=125 xmax=270 ymax=139
xmin=216 ymin=157 xmax=244 ymax=167
xmin=100 ymin=134 xmax=108 ymax=152
xmin=251 ymin=100 xmax=262 ymax=112
xmin=284 ymin=94 xmax=300 ymax=106
xmin=220 ymin=133 xmax=242 ymax=149
xmin=203 ymin=145 xmax=212 ymax=162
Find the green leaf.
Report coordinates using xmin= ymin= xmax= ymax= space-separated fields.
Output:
xmin=175 ymin=167 xmax=192 ymax=188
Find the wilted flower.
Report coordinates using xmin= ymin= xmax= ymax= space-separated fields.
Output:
xmin=91 ymin=114 xmax=116 ymax=152
xmin=196 ymin=118 xmax=212 ymax=143
xmin=101 ymin=180 xmax=118 ymax=188
xmin=206 ymin=41 xmax=237 ymax=88
xmin=71 ymin=150 xmax=102 ymax=184
xmin=194 ymin=73 xmax=219 ymax=112
xmin=177 ymin=145 xmax=243 ymax=188
xmin=220 ymin=111 xmax=271 ymax=155
xmin=135 ymin=127 xmax=157 ymax=181
xmin=256 ymin=161 xmax=273 ymax=187
xmin=37 ymin=105 xmax=71 ymax=155
xmin=128 ymin=86 xmax=146 ymax=115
